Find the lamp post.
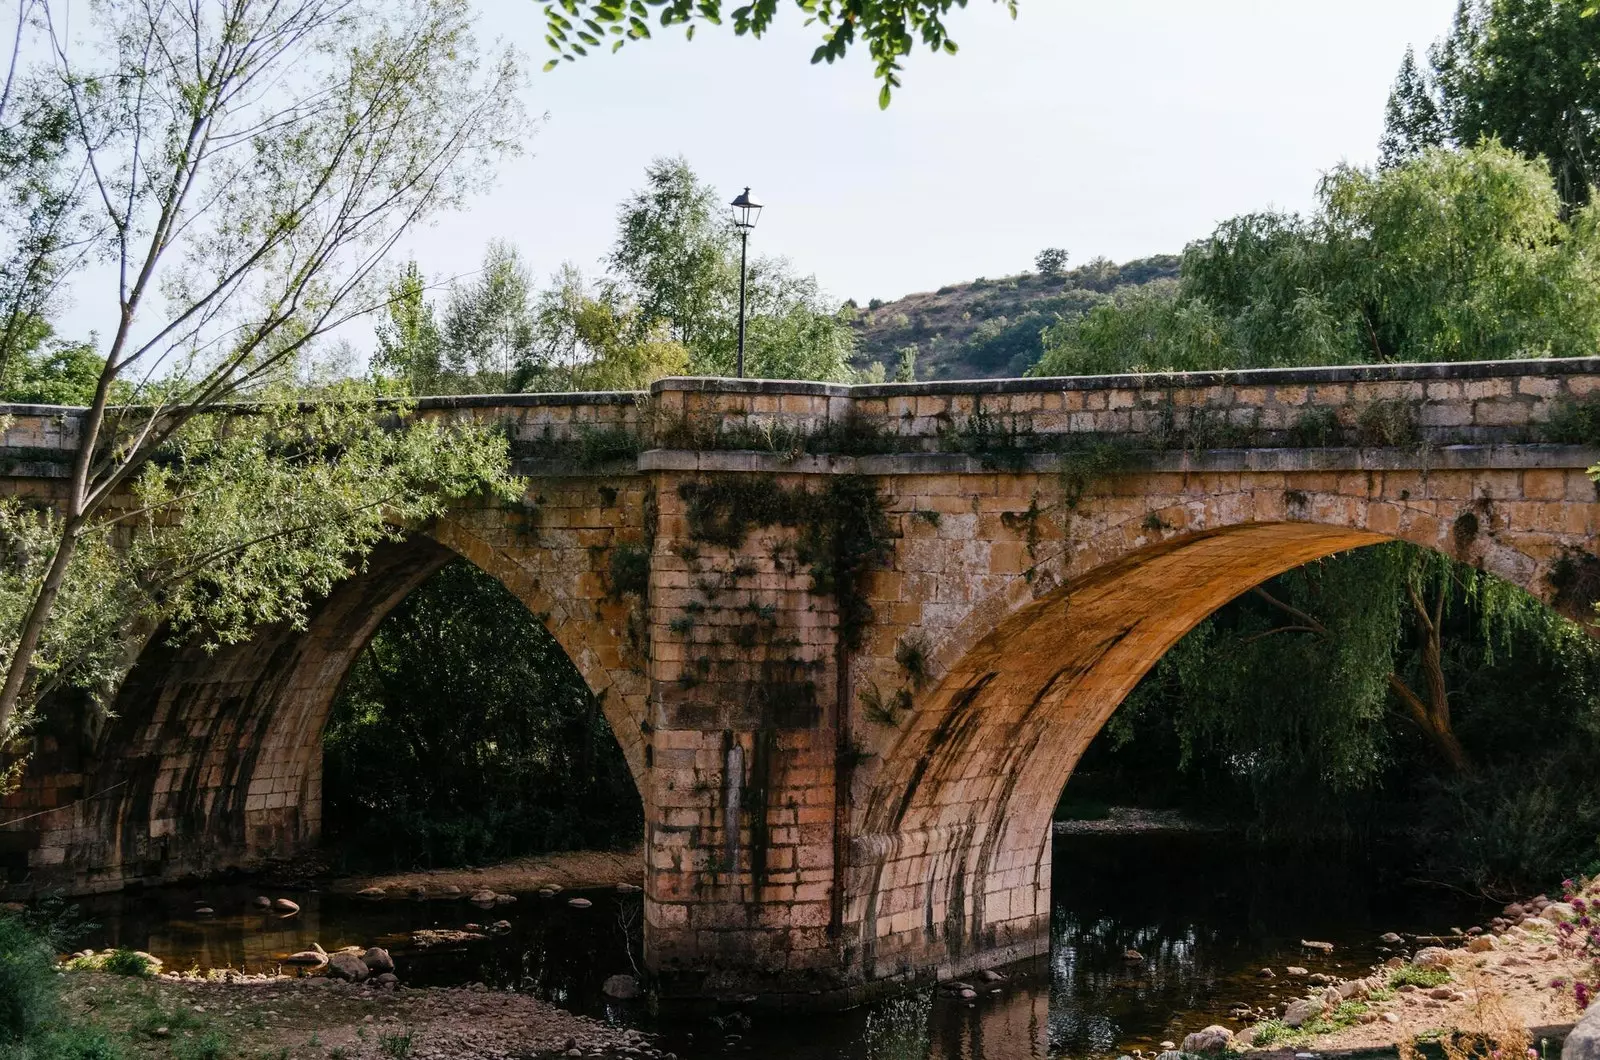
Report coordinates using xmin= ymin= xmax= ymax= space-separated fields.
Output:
xmin=730 ymin=187 xmax=763 ymax=378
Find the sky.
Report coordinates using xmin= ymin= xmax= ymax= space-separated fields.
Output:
xmin=394 ymin=0 xmax=1460 ymax=313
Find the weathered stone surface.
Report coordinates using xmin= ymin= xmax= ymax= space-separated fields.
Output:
xmin=1414 ymin=947 xmax=1454 ymax=968
xmin=602 ymin=974 xmax=641 ymax=1000
xmin=362 ymin=947 xmax=394 ymax=975
xmin=326 ymin=953 xmax=368 ymax=982
xmin=1565 ymin=1000 xmax=1600 ymax=1060
xmin=1181 ymin=1026 xmax=1234 ymax=1053
xmin=1283 ymin=999 xmax=1321 ymax=1028
xmin=3 ymin=361 xmax=1598 ymax=1007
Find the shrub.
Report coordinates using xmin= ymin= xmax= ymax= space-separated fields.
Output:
xmin=0 ymin=914 xmax=57 ymax=1045
xmin=174 ymin=1032 xmax=229 ymax=1060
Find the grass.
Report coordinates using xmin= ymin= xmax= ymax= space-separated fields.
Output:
xmin=1389 ymin=964 xmax=1454 ymax=989
xmin=1251 ymin=1000 xmax=1371 ymax=1048
xmin=65 ymin=950 xmax=160 ymax=979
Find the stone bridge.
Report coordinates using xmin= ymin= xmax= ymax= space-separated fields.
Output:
xmin=3 ymin=358 xmax=1599 ymax=1006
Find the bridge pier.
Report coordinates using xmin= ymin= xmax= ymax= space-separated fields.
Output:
xmin=5 ymin=361 xmax=1600 ymax=1006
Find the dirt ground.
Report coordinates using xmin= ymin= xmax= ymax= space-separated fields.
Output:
xmin=59 ymin=971 xmax=665 ymax=1060
xmin=321 ymin=846 xmax=642 ymax=898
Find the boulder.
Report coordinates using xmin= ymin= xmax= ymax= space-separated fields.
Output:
xmin=1283 ymin=999 xmax=1320 ymax=1028
xmin=284 ymin=951 xmax=327 ymax=967
xmin=1467 ymin=935 xmax=1497 ymax=953
xmin=1180 ymin=1026 xmax=1234 ymax=1054
xmin=252 ymin=896 xmax=272 ymax=909
xmin=1301 ymin=940 xmax=1334 ymax=953
xmin=980 ymin=969 xmax=1006 ymax=983
xmin=1380 ymin=932 xmax=1404 ymax=945
xmin=271 ymin=898 xmax=300 ymax=915
xmin=1565 ymin=999 xmax=1600 ymax=1060
xmin=1337 ymin=979 xmax=1369 ymax=1001
xmin=602 ymin=974 xmax=641 ymax=1000
xmin=494 ymin=894 xmax=516 ymax=905
xmin=567 ymin=898 xmax=593 ymax=909
xmin=1544 ymin=902 xmax=1578 ymax=923
xmin=358 ymin=887 xmax=386 ymax=899
xmin=374 ymin=973 xmax=398 ymax=986
xmin=326 ymin=953 xmax=369 ymax=982
xmin=1286 ymin=966 xmax=1309 ymax=976
xmin=1322 ymin=986 xmax=1344 ymax=1008
xmin=1258 ymin=968 xmax=1275 ymax=978
xmin=439 ymin=885 xmax=462 ymax=897
xmin=362 ymin=947 xmax=394 ymax=975
xmin=469 ymin=890 xmax=497 ymax=905
xmin=1414 ymin=947 xmax=1453 ymax=969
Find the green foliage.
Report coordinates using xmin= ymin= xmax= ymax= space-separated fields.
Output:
xmin=0 ymin=915 xmax=56 ymax=1046
xmin=538 ymin=1 xmax=1017 ymax=108
xmin=1033 ymin=144 xmax=1600 ymax=377
xmin=1389 ymin=963 xmax=1454 ymax=989
xmin=323 ymin=558 xmax=641 ymax=870
xmin=608 ymin=158 xmax=856 ymax=382
xmin=1543 ymin=394 xmax=1600 ymax=445
xmin=1396 ymin=0 xmax=1600 ymax=207
xmin=376 ymin=1029 xmax=414 ymax=1060
xmin=173 ymin=1032 xmax=229 ymax=1060
xmin=608 ymin=543 xmax=651 ymax=600
xmin=0 ymin=341 xmax=105 ymax=407
xmin=63 ymin=951 xmax=157 ymax=979
xmin=1035 ymin=247 xmax=1070 ymax=278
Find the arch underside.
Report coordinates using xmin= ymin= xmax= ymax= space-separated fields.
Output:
xmin=848 ymin=518 xmax=1551 ymax=980
xmin=1 ymin=522 xmax=645 ymax=897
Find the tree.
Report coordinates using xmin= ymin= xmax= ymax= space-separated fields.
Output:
xmin=441 ymin=240 xmax=540 ymax=391
xmin=0 ymin=0 xmax=90 ymax=393
xmin=608 ymin=157 xmax=856 ymax=381
xmin=372 ymin=262 xmax=446 ymax=395
xmin=1033 ymin=144 xmax=1600 ymax=377
xmin=1387 ymin=0 xmax=1600 ymax=206
xmin=0 ymin=0 xmax=524 ymax=742
xmin=894 ymin=344 xmax=917 ymax=382
xmin=530 ymin=262 xmax=689 ymax=390
xmin=1379 ymin=47 xmax=1446 ymax=168
xmin=609 ymin=156 xmax=736 ymax=356
xmin=538 ymin=0 xmax=1019 ymax=108
xmin=324 ymin=557 xmax=641 ymax=868
xmin=1035 ymin=247 xmax=1070 ymax=277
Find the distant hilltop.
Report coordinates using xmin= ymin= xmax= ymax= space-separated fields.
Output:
xmin=847 ymin=254 xmax=1180 ymax=382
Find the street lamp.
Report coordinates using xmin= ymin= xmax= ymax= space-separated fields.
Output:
xmin=731 ymin=187 xmax=763 ymax=378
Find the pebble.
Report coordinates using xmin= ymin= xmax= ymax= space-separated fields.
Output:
xmin=567 ymin=898 xmax=593 ymax=909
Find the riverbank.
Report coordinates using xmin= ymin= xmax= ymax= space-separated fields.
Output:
xmin=322 ymin=845 xmax=642 ymax=898
xmin=56 ymin=970 xmax=662 ymax=1060
xmin=1215 ymin=883 xmax=1596 ymax=1058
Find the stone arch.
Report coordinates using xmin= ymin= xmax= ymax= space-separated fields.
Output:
xmin=1 ymin=513 xmax=646 ymax=896
xmin=848 ymin=467 xmax=1595 ymax=982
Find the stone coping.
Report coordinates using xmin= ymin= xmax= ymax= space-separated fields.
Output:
xmin=649 ymin=356 xmax=1600 ymax=399
xmin=4 ymin=356 xmax=1599 ymax=418
xmin=638 ymin=443 xmax=1600 ymax=477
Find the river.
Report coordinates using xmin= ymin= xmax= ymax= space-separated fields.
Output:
xmin=66 ymin=831 xmax=1492 ymax=1059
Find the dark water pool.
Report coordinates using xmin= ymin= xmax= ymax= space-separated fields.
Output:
xmin=65 ymin=832 xmax=1493 ymax=1059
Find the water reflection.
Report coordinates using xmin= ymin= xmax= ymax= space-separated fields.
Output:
xmin=63 ymin=833 xmax=1491 ymax=1060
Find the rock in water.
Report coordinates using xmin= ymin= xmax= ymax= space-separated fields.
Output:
xmin=362 ymin=947 xmax=394 ymax=975
xmin=469 ymin=890 xmax=497 ymax=905
xmin=1181 ymin=1027 xmax=1235 ymax=1054
xmin=1300 ymin=940 xmax=1334 ymax=952
xmin=1286 ymin=966 xmax=1309 ymax=976
xmin=602 ymin=974 xmax=641 ymax=1000
xmin=252 ymin=896 xmax=272 ymax=909
xmin=567 ymin=898 xmax=592 ymax=909
xmin=1380 ymin=932 xmax=1403 ymax=944
xmin=1122 ymin=949 xmax=1143 ymax=961
xmin=325 ymin=953 xmax=369 ymax=982
xmin=358 ymin=887 xmax=386 ymax=899
xmin=285 ymin=951 xmax=327 ymax=967
xmin=1565 ymin=1002 xmax=1600 ymax=1060
xmin=271 ymin=898 xmax=300 ymax=915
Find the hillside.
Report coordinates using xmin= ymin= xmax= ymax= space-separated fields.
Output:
xmin=847 ymin=254 xmax=1180 ymax=381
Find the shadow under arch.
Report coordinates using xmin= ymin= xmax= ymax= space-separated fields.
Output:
xmin=850 ymin=516 xmax=1573 ymax=982
xmin=2 ymin=515 xmax=645 ymax=895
